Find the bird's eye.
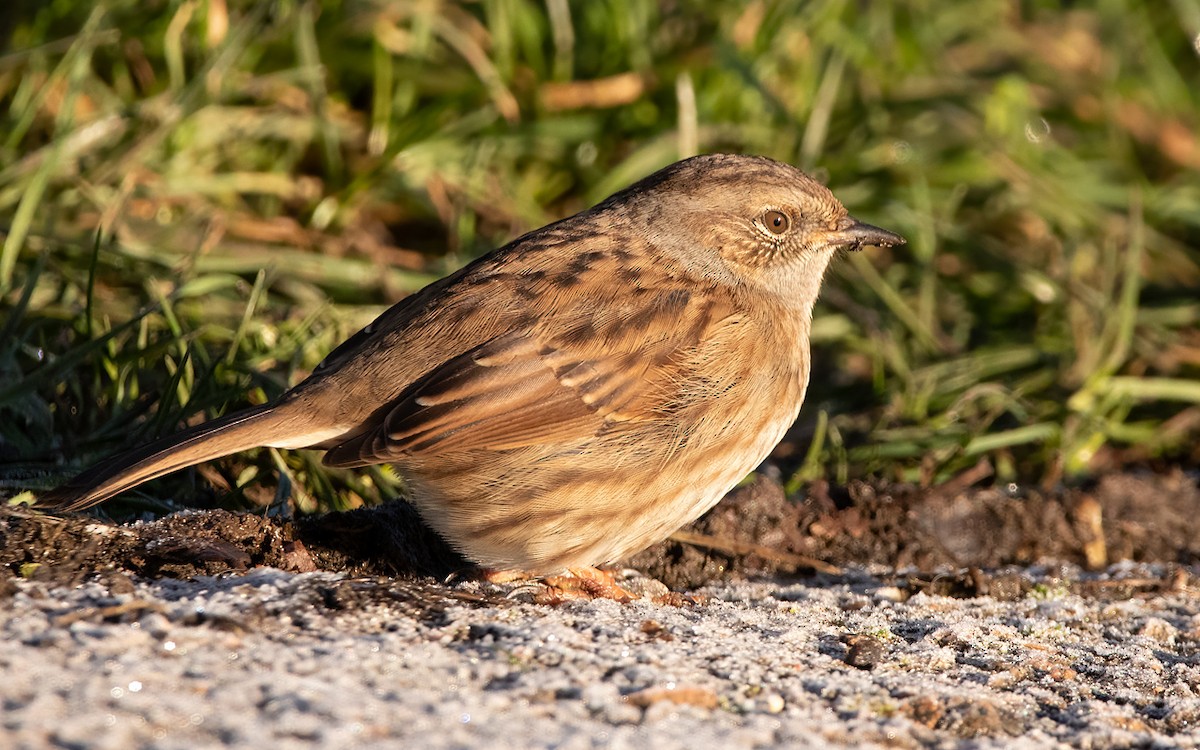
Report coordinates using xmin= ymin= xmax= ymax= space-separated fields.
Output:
xmin=763 ymin=210 xmax=790 ymax=235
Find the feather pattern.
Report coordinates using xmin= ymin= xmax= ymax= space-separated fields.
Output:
xmin=39 ymin=154 xmax=907 ymax=572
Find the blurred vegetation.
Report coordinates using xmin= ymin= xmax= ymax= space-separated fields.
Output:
xmin=2 ymin=0 xmax=1198 ymax=514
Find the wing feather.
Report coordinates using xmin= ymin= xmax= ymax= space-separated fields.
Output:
xmin=321 ymin=283 xmax=736 ymax=468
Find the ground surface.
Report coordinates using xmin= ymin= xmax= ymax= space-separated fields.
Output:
xmin=4 ymin=471 xmax=1200 ymax=748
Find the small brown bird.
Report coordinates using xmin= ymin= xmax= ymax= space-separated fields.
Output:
xmin=41 ymin=154 xmax=904 ymax=573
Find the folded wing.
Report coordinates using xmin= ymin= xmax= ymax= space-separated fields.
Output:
xmin=322 ymin=287 xmax=734 ymax=467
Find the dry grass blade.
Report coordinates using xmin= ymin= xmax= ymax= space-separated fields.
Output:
xmin=669 ymin=530 xmax=843 ymax=576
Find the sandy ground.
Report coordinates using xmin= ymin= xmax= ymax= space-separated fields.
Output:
xmin=5 ymin=561 xmax=1200 ymax=749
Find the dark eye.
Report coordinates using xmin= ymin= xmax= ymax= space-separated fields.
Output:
xmin=763 ymin=210 xmax=790 ymax=235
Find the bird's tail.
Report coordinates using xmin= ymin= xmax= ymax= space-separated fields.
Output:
xmin=38 ymin=403 xmax=288 ymax=512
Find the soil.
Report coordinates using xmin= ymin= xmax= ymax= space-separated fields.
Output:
xmin=5 ymin=469 xmax=1199 ymax=595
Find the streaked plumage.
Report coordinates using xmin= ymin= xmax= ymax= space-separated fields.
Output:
xmin=40 ymin=154 xmax=905 ymax=572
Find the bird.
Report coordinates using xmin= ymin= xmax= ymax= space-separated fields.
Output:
xmin=40 ymin=154 xmax=905 ymax=575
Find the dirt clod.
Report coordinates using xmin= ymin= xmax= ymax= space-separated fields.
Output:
xmin=843 ymin=634 xmax=887 ymax=670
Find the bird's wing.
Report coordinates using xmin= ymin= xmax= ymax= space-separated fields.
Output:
xmin=321 ymin=286 xmax=734 ymax=467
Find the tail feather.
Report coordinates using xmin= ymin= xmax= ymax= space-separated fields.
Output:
xmin=39 ymin=404 xmax=285 ymax=512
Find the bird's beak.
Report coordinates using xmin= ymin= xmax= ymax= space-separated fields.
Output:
xmin=828 ymin=217 xmax=907 ymax=251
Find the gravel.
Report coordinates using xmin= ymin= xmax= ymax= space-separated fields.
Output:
xmin=5 ymin=563 xmax=1200 ymax=749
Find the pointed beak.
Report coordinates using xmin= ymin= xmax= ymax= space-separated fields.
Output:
xmin=829 ymin=217 xmax=907 ymax=251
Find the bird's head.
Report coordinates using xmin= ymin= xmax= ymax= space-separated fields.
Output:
xmin=605 ymin=153 xmax=905 ymax=307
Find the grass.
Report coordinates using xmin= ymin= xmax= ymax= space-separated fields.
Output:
xmin=2 ymin=0 xmax=1198 ymax=513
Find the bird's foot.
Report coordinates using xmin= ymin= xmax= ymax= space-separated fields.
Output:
xmin=483 ymin=566 xmax=690 ymax=605
xmin=541 ymin=567 xmax=640 ymax=603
